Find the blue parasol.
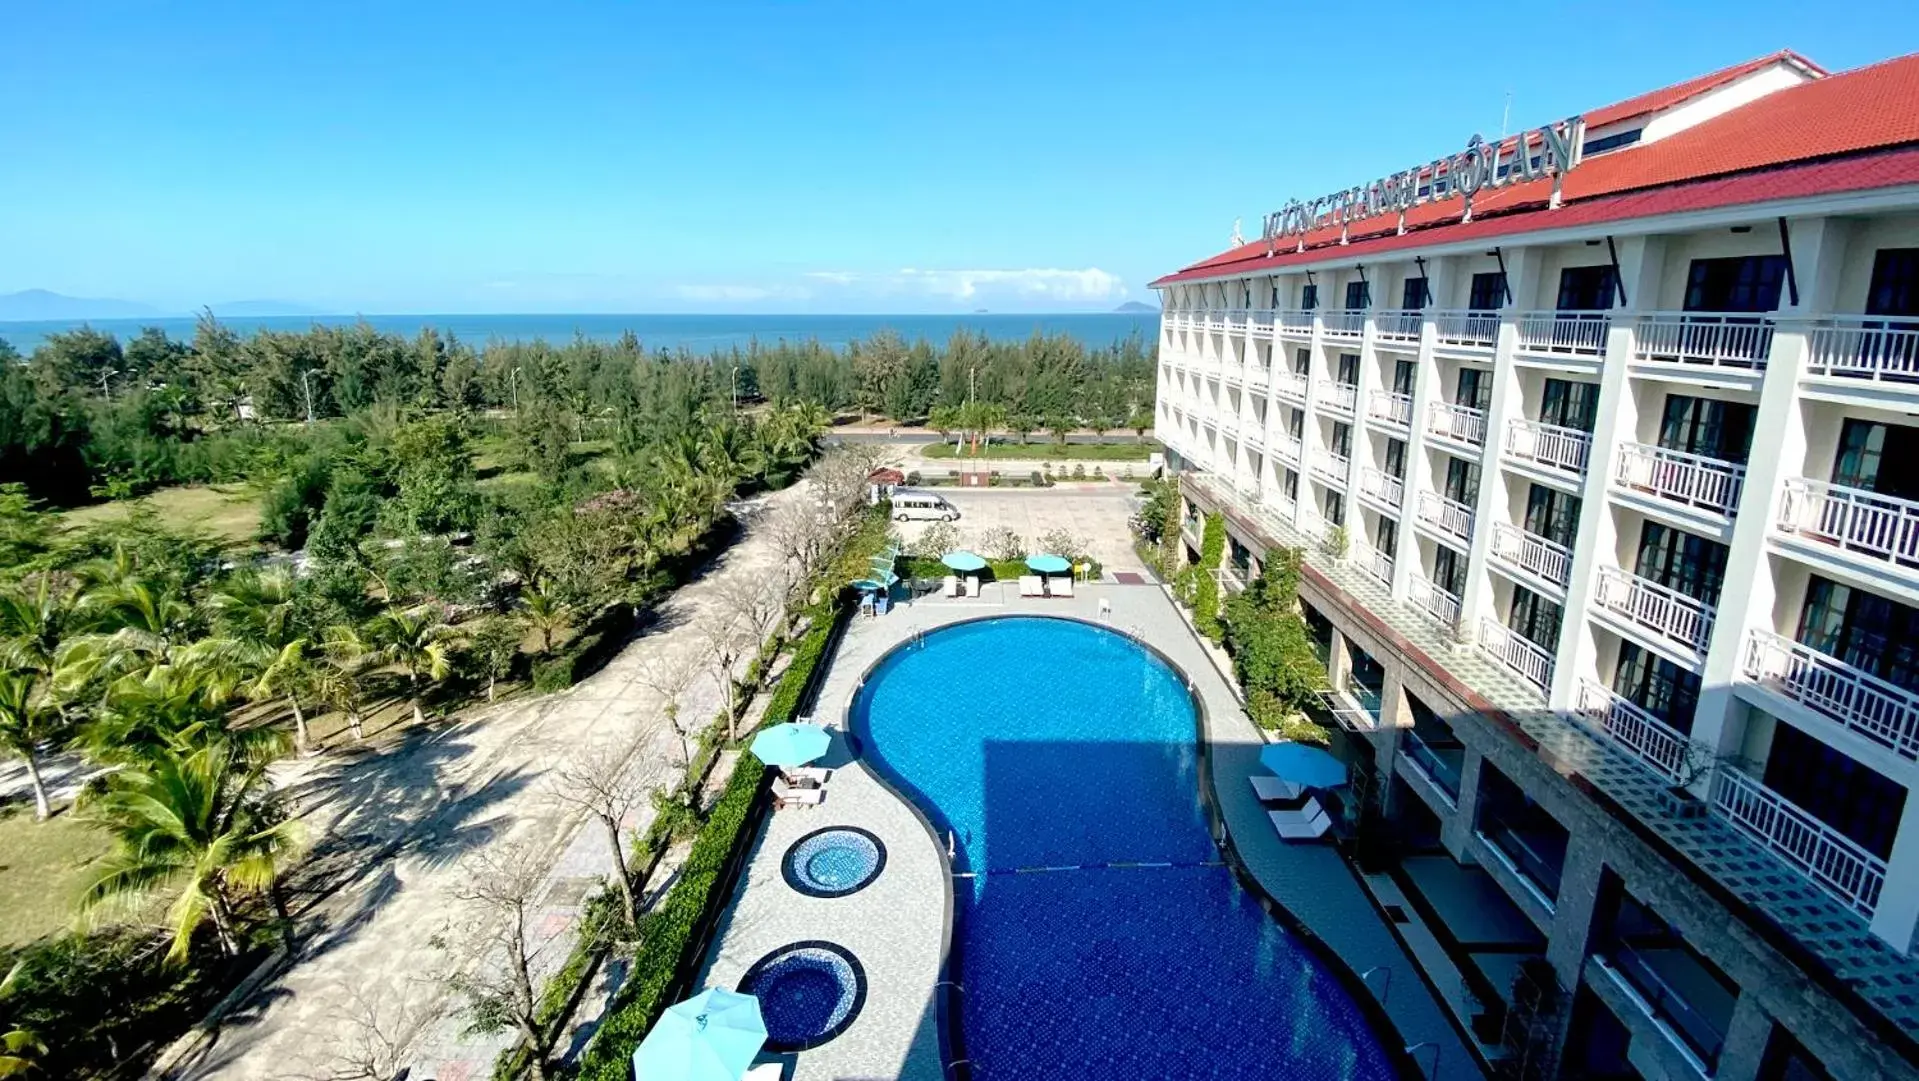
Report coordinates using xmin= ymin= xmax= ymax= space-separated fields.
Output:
xmin=941 ymin=550 xmax=988 ymax=573
xmin=632 ymin=988 xmax=766 ymax=1081
xmin=1025 ymin=553 xmax=1072 ymax=574
xmin=1258 ymin=741 xmax=1348 ymax=789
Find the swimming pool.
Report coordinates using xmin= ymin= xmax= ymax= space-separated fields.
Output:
xmin=851 ymin=616 xmax=1395 ymax=1080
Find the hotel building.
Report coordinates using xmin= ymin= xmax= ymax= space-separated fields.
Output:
xmin=1153 ymin=51 xmax=1919 ymax=1081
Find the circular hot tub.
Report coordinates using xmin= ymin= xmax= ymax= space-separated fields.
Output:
xmin=737 ymin=941 xmax=867 ymax=1051
xmin=782 ymin=826 xmax=887 ymax=898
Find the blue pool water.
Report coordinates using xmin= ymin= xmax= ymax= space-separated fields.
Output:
xmin=851 ymin=617 xmax=1394 ymax=1080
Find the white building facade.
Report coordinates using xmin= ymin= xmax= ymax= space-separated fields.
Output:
xmin=1156 ymin=51 xmax=1919 ymax=1081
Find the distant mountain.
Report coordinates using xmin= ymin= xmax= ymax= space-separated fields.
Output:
xmin=207 ymin=299 xmax=326 ymax=317
xmin=1113 ymin=300 xmax=1159 ymax=313
xmin=0 ymin=289 xmax=160 ymax=321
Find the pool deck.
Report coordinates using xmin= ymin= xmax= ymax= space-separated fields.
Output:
xmin=697 ymin=579 xmax=1483 ymax=1081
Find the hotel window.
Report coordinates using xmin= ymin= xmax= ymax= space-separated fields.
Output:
xmin=1282 ymin=468 xmax=1299 ymax=501
xmin=1391 ymin=359 xmax=1416 ymax=396
xmin=1763 ymin=723 xmax=1906 ymax=860
xmin=1866 ymin=248 xmax=1919 ymax=317
xmin=1660 ymin=395 xmax=1756 ymax=465
xmin=1286 ymin=409 xmax=1303 ymax=440
xmin=1323 ymin=490 xmax=1346 ymax=526
xmin=1468 ymin=271 xmax=1507 ymax=312
xmin=1330 ymin=422 xmax=1352 ymax=460
xmin=1832 ymin=418 xmax=1919 ymax=501
xmin=1538 ymin=377 xmax=1598 ymax=432
xmin=1683 ymin=255 xmax=1787 ymax=313
xmin=1433 ymin=544 xmax=1466 ymax=596
xmin=1401 ymin=276 xmax=1429 ymax=310
xmin=1758 ymin=1027 xmax=1838 ymax=1081
xmin=1613 ymin=641 xmax=1700 ymax=730
xmin=1797 ymin=575 xmax=1919 ymax=692
xmin=1301 ymin=283 xmax=1319 ymax=311
xmin=1455 ymin=367 xmax=1491 ymax=411
xmin=1344 ymin=280 xmax=1370 ymax=310
xmin=1377 ymin=517 xmax=1398 ymax=557
xmin=1293 ymin=347 xmax=1312 ymax=375
xmin=1636 ymin=523 xmax=1729 ymax=606
xmin=1384 ymin=437 xmax=1407 ymax=480
xmin=1336 ymin=353 xmax=1360 ymax=386
xmin=1443 ymin=456 xmax=1480 ymax=505
xmin=1555 ymin=265 xmax=1617 ymax=311
xmin=1524 ymin=484 xmax=1580 ymax=548
xmin=1509 ymin=585 xmax=1562 ymax=652
xmin=1580 ymin=127 xmax=1643 ymax=155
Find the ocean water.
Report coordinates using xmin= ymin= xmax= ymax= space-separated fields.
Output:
xmin=850 ymin=617 xmax=1393 ymax=1080
xmin=0 ymin=312 xmax=1159 ymax=356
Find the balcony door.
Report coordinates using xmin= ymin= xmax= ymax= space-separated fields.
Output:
xmin=1443 ymin=456 xmax=1480 ymax=505
xmin=1468 ymin=271 xmax=1507 ymax=313
xmin=1556 ymin=265 xmax=1618 ymax=311
xmin=1301 ymin=283 xmax=1319 ymax=311
xmin=1613 ymin=641 xmax=1701 ymax=731
xmin=1455 ymin=367 xmax=1492 ymax=411
xmin=1636 ymin=522 xmax=1729 ymax=606
xmin=1762 ymin=723 xmax=1906 ymax=860
xmin=1683 ymin=255 xmax=1787 ymax=313
xmin=1660 ymin=395 xmax=1756 ymax=465
xmin=1540 ymin=378 xmax=1599 ymax=432
xmin=1796 ymin=575 xmax=1919 ymax=693
xmin=1345 ymin=280 xmax=1370 ymax=310
xmin=1401 ymin=277 xmax=1429 ymax=310
xmin=1330 ymin=422 xmax=1353 ymax=460
xmin=1336 ymin=353 xmax=1360 ymax=386
xmin=1865 ymin=248 xmax=1919 ymax=317
xmin=1384 ymin=437 xmax=1407 ymax=480
xmin=1433 ymin=544 xmax=1466 ymax=596
xmin=1293 ymin=347 xmax=1312 ymax=375
xmin=1525 ymin=484 xmax=1581 ymax=548
xmin=1832 ymin=418 xmax=1919 ymax=501
xmin=1509 ymin=585 xmax=1563 ymax=652
xmin=1392 ymin=359 xmax=1416 ymax=396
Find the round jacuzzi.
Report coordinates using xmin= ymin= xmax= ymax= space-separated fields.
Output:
xmin=782 ymin=826 xmax=887 ymax=897
xmin=737 ymin=941 xmax=867 ymax=1051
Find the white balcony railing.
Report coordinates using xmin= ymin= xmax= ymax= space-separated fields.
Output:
xmin=1313 ymin=453 xmax=1351 ymax=487
xmin=1776 ymin=477 xmax=1919 ymax=569
xmin=1323 ymin=309 xmax=1366 ymax=338
xmin=1803 ymin=315 xmax=1919 ymax=384
xmin=1274 ymin=433 xmax=1303 ymax=464
xmin=1632 ymin=311 xmax=1773 ymax=370
xmin=1278 ymin=309 xmax=1315 ymax=336
xmin=1249 ymin=311 xmax=1276 ymax=338
xmin=1411 ymin=577 xmax=1462 ymax=628
xmin=1376 ymin=309 xmax=1423 ymax=341
xmin=1242 ymin=423 xmax=1265 ymax=449
xmin=1223 ymin=308 xmax=1249 ymax=332
xmin=1359 ymin=468 xmax=1404 ymax=509
xmin=1742 ymin=628 xmax=1919 ymax=760
xmin=1417 ymin=490 xmax=1475 ymax=542
xmin=1506 ymin=418 xmax=1592 ymax=476
xmin=1593 ymin=565 xmax=1716 ymax=655
xmin=1427 ymin=401 xmax=1487 ymax=447
xmin=1711 ymin=766 xmax=1887 ymax=919
xmin=1245 ymin=365 xmax=1270 ymax=393
xmin=1361 ymin=544 xmax=1394 ymax=586
xmin=1480 ymin=618 xmax=1555 ymax=693
xmin=1367 ymin=390 xmax=1414 ymax=428
xmin=1274 ymin=370 xmax=1309 ymax=402
xmin=1612 ymin=442 xmax=1746 ymax=518
xmin=1318 ymin=381 xmax=1358 ymax=415
xmin=1490 ymin=522 xmax=1572 ymax=588
xmin=1433 ymin=309 xmax=1500 ymax=348
xmin=1575 ymin=680 xmax=1691 ymax=781
xmin=1517 ymin=310 xmax=1611 ymax=355
xmin=1218 ymin=415 xmax=1241 ymax=439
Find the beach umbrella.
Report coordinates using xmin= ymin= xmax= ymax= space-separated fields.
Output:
xmin=750 ymin=722 xmax=831 ymax=768
xmin=1024 ymin=553 xmax=1072 ymax=575
xmin=632 ymin=988 xmax=766 ymax=1081
xmin=941 ymin=550 xmax=988 ymax=573
xmin=1258 ymin=741 xmax=1348 ymax=789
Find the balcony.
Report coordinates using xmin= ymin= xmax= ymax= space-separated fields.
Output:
xmin=1223 ymin=308 xmax=1249 ymax=332
xmin=1277 ymin=309 xmax=1315 ymax=337
xmin=1245 ymin=364 xmax=1270 ymax=393
xmin=1426 ymin=401 xmax=1488 ymax=448
xmin=1480 ymin=618 xmax=1555 ymax=693
xmin=1478 ymin=800 xmax=1569 ymax=902
xmin=1411 ymin=576 xmax=1462 ymax=629
xmin=1613 ymin=443 xmax=1745 ymax=519
xmin=1416 ymin=490 xmax=1475 ymax=543
xmin=1359 ymin=543 xmax=1394 ymax=587
xmin=1632 ymin=311 xmax=1773 ymax=370
xmin=1242 ymin=423 xmax=1265 ymax=450
xmin=1517 ymin=310 xmax=1611 ymax=356
xmin=1711 ymin=766 xmax=1887 ymax=919
xmin=1358 ymin=467 xmax=1404 ymax=510
xmin=1204 ymin=312 xmax=1228 ymax=332
xmin=1220 ymin=362 xmax=1245 ymax=388
xmin=1312 ymin=452 xmax=1350 ymax=487
xmin=1802 ymin=315 xmax=1919 ymax=385
xmin=1402 ymin=728 xmax=1464 ymax=802
xmin=1432 ymin=309 xmax=1499 ymax=349
xmin=1575 ymin=680 xmax=1691 ymax=781
xmin=1593 ymin=566 xmax=1716 ymax=658
xmin=1489 ymin=521 xmax=1572 ymax=589
xmin=1218 ymin=415 xmax=1241 ymax=439
xmin=1367 ymin=390 xmax=1413 ymax=428
xmin=1505 ymin=418 xmax=1591 ymax=477
xmin=1375 ymin=309 xmax=1423 ymax=342
xmin=1596 ymin=943 xmax=1735 ymax=1071
xmin=1317 ymin=380 xmax=1358 ymax=416
xmin=1274 ymin=370 xmax=1309 ymax=403
xmin=1741 ymin=628 xmax=1919 ymax=760
xmin=1776 ymin=477 xmax=1919 ymax=571
xmin=1273 ymin=433 xmax=1303 ymax=465
xmin=1323 ymin=308 xmax=1366 ymax=338
xmin=1248 ymin=310 xmax=1276 ymax=339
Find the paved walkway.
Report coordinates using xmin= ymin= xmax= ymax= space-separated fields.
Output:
xmin=694 ymin=580 xmax=1480 ymax=1081
xmin=163 ymin=486 xmax=805 ymax=1081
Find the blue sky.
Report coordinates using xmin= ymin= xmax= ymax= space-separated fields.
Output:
xmin=3 ymin=1 xmax=1914 ymax=314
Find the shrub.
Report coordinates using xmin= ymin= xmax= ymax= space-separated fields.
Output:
xmin=1193 ymin=513 xmax=1226 ymax=640
xmin=532 ymin=654 xmax=576 ymax=692
xmin=1071 ymin=463 xmax=1086 ymax=480
xmin=1029 ymin=470 xmax=1044 ymax=487
xmin=977 ymin=525 xmax=1024 ymax=561
xmin=905 ymin=471 xmax=922 ymax=485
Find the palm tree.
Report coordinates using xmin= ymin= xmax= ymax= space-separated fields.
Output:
xmin=311 ymin=642 xmax=374 ymax=742
xmin=74 ymin=576 xmax=198 ymax=680
xmin=79 ymin=736 xmax=302 ymax=961
xmin=0 ymin=673 xmax=68 ymax=821
xmin=0 ymin=961 xmax=41 ymax=1079
xmin=357 ymin=605 xmax=460 ymax=726
xmin=521 ymin=586 xmax=572 ymax=654
xmin=0 ymin=572 xmax=82 ymax=681
xmin=85 ymin=658 xmax=268 ymax=766
xmin=204 ymin=569 xmax=315 ymax=754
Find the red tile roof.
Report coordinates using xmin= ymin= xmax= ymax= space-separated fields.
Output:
xmin=1585 ymin=49 xmax=1823 ymax=128
xmin=1156 ymin=51 xmax=1919 ymax=288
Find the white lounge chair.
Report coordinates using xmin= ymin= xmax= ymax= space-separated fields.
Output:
xmin=1047 ymin=576 xmax=1074 ymax=598
xmin=787 ymin=766 xmax=831 ymax=786
xmin=772 ymin=777 xmax=825 ymax=808
xmin=1019 ymin=575 xmax=1044 ymax=597
xmin=942 ymin=575 xmax=960 ymax=598
xmin=1250 ymin=775 xmax=1303 ymax=804
xmin=1268 ymin=799 xmax=1332 ymax=840
xmin=743 ymin=1062 xmax=785 ymax=1081
xmin=965 ymin=576 xmax=982 ymax=598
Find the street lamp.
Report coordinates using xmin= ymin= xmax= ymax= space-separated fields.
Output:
xmin=510 ymin=367 xmax=524 ymax=412
xmin=299 ymin=368 xmax=327 ymax=425
xmin=99 ymin=367 xmax=119 ymax=401
xmin=731 ymin=363 xmax=739 ymax=417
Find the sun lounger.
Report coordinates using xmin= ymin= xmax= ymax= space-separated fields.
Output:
xmin=965 ymin=576 xmax=982 ymax=598
xmin=1268 ymin=799 xmax=1332 ymax=840
xmin=772 ymin=777 xmax=825 ymax=808
xmin=1250 ymin=775 xmax=1303 ymax=804
xmin=1047 ymin=576 xmax=1074 ymax=598
xmin=942 ymin=575 xmax=960 ymax=598
xmin=787 ymin=766 xmax=831 ymax=786
xmin=743 ymin=1064 xmax=786 ymax=1081
xmin=1019 ymin=575 xmax=1044 ymax=597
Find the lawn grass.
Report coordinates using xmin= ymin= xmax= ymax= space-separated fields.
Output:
xmin=919 ymin=439 xmax=1158 ymax=461
xmin=0 ymin=803 xmax=114 ymax=949
xmin=59 ymin=484 xmax=263 ymax=548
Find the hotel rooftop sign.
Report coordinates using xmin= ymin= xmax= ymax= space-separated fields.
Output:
xmin=1260 ymin=116 xmax=1587 ymax=246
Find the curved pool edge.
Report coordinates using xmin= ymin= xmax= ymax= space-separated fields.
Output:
xmin=841 ymin=612 xmax=1425 ymax=1081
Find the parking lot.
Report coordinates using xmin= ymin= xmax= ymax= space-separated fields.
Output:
xmin=888 ymin=487 xmax=1149 ymax=577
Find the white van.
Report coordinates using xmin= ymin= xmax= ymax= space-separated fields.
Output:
xmin=891 ymin=488 xmax=958 ymax=522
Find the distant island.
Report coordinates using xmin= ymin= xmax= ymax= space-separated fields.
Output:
xmin=0 ymin=289 xmax=159 ymax=321
xmin=1113 ymin=300 xmax=1159 ymax=313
